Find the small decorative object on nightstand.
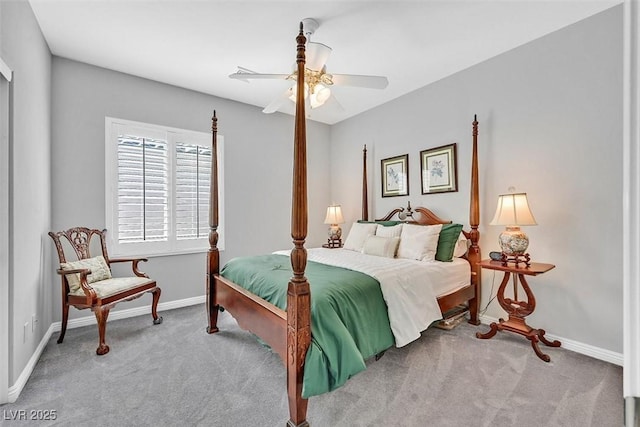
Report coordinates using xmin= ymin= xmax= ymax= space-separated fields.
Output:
xmin=323 ymin=204 xmax=344 ymax=248
xmin=489 ymin=189 xmax=537 ymax=266
xmin=476 ymin=259 xmax=561 ymax=362
xmin=322 ymin=241 xmax=342 ymax=249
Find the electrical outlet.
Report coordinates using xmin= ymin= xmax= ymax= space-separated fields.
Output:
xmin=32 ymin=314 xmax=38 ymax=332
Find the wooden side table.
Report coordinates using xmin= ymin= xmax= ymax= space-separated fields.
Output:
xmin=322 ymin=239 xmax=342 ymax=249
xmin=476 ymin=259 xmax=561 ymax=362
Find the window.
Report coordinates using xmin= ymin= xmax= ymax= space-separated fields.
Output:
xmin=105 ymin=117 xmax=224 ymax=257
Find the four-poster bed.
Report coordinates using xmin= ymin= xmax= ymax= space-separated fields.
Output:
xmin=206 ymin=23 xmax=481 ymax=427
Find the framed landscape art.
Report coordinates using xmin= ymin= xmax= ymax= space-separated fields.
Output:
xmin=381 ymin=154 xmax=409 ymax=197
xmin=420 ymin=143 xmax=458 ymax=194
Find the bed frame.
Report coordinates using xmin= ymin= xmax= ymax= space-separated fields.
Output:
xmin=206 ymin=23 xmax=481 ymax=427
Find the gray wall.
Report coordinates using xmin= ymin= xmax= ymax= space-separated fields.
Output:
xmin=51 ymin=58 xmax=332 ymax=320
xmin=0 ymin=0 xmax=52 ymax=384
xmin=330 ymin=7 xmax=623 ymax=353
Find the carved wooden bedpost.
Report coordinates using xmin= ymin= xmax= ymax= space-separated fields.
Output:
xmin=286 ymin=23 xmax=311 ymax=427
xmin=206 ymin=111 xmax=220 ymax=334
xmin=362 ymin=145 xmax=368 ymax=221
xmin=467 ymin=115 xmax=481 ymax=325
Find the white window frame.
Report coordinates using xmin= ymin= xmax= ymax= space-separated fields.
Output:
xmin=105 ymin=117 xmax=224 ymax=257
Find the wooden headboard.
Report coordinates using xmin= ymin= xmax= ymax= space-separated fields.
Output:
xmin=376 ymin=202 xmax=453 ymax=225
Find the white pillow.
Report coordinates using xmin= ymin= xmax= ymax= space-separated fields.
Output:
xmin=343 ymin=222 xmax=378 ymax=252
xmin=397 ymin=223 xmax=443 ymax=261
xmin=453 ymin=232 xmax=470 ymax=258
xmin=362 ymin=235 xmax=400 ymax=258
xmin=375 ymin=223 xmax=403 ymax=238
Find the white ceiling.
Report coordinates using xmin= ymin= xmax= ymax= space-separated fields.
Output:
xmin=29 ymin=0 xmax=620 ymax=125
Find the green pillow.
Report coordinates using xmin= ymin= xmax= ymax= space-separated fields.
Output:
xmin=435 ymin=223 xmax=464 ymax=262
xmin=357 ymin=220 xmax=404 ymax=227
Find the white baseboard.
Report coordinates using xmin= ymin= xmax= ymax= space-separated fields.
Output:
xmin=7 ymin=295 xmax=205 ymax=403
xmin=50 ymin=294 xmax=205 ymax=332
xmin=479 ymin=315 xmax=623 ymax=366
xmin=7 ymin=323 xmax=55 ymax=403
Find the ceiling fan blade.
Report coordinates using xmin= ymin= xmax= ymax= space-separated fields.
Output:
xmin=229 ymin=67 xmax=289 ymax=82
xmin=306 ymin=42 xmax=332 ymax=71
xmin=262 ymin=88 xmax=292 ymax=114
xmin=229 ymin=72 xmax=290 ymax=82
xmin=324 ymin=93 xmax=344 ymax=112
xmin=331 ymin=74 xmax=389 ymax=89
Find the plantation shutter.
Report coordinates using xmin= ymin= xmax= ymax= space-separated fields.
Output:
xmin=107 ymin=117 xmax=220 ymax=257
xmin=175 ymin=142 xmax=212 ymax=240
xmin=116 ymin=134 xmax=169 ymax=243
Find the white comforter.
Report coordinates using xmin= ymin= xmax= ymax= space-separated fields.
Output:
xmin=274 ymin=247 xmax=470 ymax=348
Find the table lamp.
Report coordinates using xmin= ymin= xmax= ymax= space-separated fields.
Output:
xmin=489 ymin=191 xmax=537 ymax=265
xmin=324 ymin=204 xmax=344 ymax=248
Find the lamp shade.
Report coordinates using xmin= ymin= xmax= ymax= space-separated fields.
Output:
xmin=490 ymin=193 xmax=537 ymax=226
xmin=324 ymin=205 xmax=344 ymax=225
xmin=310 ymin=84 xmax=331 ymax=109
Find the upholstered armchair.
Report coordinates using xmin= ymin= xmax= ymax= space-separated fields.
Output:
xmin=49 ymin=227 xmax=162 ymax=355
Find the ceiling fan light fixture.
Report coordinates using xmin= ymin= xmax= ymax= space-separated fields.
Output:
xmin=320 ymin=72 xmax=333 ymax=86
xmin=310 ymin=84 xmax=331 ymax=109
xmin=234 ymin=18 xmax=388 ymax=114
xmin=288 ymin=82 xmax=309 ymax=102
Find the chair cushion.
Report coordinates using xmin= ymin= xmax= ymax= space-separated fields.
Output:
xmin=61 ymin=255 xmax=112 ymax=294
xmin=69 ymin=276 xmax=154 ymax=298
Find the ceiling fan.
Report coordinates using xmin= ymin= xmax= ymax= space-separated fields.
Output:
xmin=228 ymin=18 xmax=389 ymax=114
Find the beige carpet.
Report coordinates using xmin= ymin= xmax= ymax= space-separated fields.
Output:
xmin=0 ymin=304 xmax=623 ymax=426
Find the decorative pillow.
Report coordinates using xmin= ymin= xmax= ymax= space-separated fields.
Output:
xmin=453 ymin=232 xmax=470 ymax=258
xmin=362 ymin=236 xmax=400 ymax=258
xmin=61 ymin=255 xmax=112 ymax=294
xmin=397 ymin=223 xmax=443 ymax=261
xmin=343 ymin=222 xmax=378 ymax=252
xmin=375 ymin=223 xmax=403 ymax=238
xmin=435 ymin=223 xmax=464 ymax=262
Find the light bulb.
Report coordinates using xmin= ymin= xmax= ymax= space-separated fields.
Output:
xmin=288 ymin=83 xmax=309 ymax=102
xmin=310 ymin=84 xmax=331 ymax=109
xmin=315 ymin=84 xmax=331 ymax=103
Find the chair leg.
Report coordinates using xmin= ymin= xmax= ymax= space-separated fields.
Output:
xmin=94 ymin=307 xmax=110 ymax=355
xmin=58 ymin=302 xmax=69 ymax=344
xmin=151 ymin=287 xmax=163 ymax=325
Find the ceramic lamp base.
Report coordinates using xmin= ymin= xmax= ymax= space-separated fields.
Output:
xmin=498 ymin=226 xmax=530 ymax=255
xmin=498 ymin=226 xmax=531 ymax=266
xmin=328 ymin=225 xmax=342 ymax=241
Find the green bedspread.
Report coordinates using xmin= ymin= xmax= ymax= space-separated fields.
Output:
xmin=220 ymin=254 xmax=394 ymax=398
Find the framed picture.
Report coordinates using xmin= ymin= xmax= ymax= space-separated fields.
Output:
xmin=381 ymin=154 xmax=409 ymax=197
xmin=420 ymin=143 xmax=458 ymax=194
